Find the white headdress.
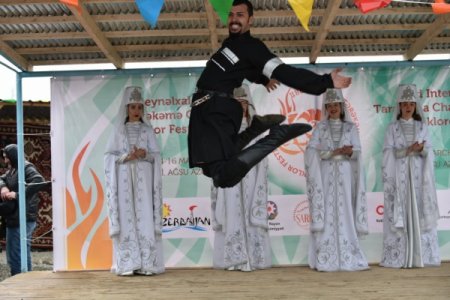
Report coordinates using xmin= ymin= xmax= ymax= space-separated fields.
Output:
xmin=392 ymin=84 xmax=425 ymax=121
xmin=396 ymin=84 xmax=418 ymax=103
xmin=324 ymin=88 xmax=344 ymax=104
xmin=320 ymin=88 xmax=351 ymax=122
xmin=112 ymin=86 xmax=148 ymax=131
xmin=124 ymin=86 xmax=144 ymax=106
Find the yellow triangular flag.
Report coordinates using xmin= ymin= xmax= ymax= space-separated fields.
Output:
xmin=288 ymin=0 xmax=314 ymax=32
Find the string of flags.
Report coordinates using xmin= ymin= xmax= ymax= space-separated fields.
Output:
xmin=59 ymin=1 xmax=450 ymax=31
xmin=355 ymin=0 xmax=450 ymax=14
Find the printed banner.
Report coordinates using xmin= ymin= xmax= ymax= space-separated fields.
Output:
xmin=51 ymin=65 xmax=450 ymax=270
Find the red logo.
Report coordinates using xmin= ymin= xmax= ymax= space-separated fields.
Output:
xmin=278 ymin=88 xmax=321 ymax=155
xmin=293 ymin=200 xmax=311 ymax=229
xmin=376 ymin=205 xmax=384 ymax=216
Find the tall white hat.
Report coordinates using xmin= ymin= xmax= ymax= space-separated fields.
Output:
xmin=323 ymin=88 xmax=344 ymax=104
xmin=396 ymin=84 xmax=418 ymax=103
xmin=124 ymin=86 xmax=144 ymax=105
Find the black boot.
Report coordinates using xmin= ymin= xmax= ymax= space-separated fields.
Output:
xmin=237 ymin=114 xmax=286 ymax=150
xmin=214 ymin=123 xmax=312 ymax=188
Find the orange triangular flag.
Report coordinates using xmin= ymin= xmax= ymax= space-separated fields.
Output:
xmin=288 ymin=0 xmax=314 ymax=32
xmin=59 ymin=0 xmax=81 ymax=13
xmin=432 ymin=0 xmax=450 ymax=14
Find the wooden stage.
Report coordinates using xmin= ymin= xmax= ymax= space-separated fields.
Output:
xmin=0 ymin=263 xmax=449 ymax=300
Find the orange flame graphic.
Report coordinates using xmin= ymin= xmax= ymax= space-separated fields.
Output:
xmin=65 ymin=142 xmax=112 ymax=270
xmin=278 ymin=89 xmax=321 ymax=155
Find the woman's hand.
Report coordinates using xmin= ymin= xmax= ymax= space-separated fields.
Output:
xmin=333 ymin=145 xmax=353 ymax=156
xmin=407 ymin=141 xmax=425 ymax=155
xmin=127 ymin=146 xmax=146 ymax=161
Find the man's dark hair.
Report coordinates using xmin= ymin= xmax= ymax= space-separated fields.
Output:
xmin=233 ymin=0 xmax=254 ymax=17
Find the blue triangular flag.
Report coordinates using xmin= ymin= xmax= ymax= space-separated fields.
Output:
xmin=136 ymin=0 xmax=164 ymax=28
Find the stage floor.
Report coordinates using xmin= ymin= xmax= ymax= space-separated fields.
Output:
xmin=0 ymin=263 xmax=449 ymax=299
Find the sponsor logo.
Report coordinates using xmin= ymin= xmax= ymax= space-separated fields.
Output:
xmin=440 ymin=209 xmax=450 ymax=220
xmin=267 ymin=200 xmax=278 ymax=220
xmin=293 ymin=200 xmax=310 ymax=229
xmin=268 ymin=201 xmax=284 ymax=232
xmin=162 ymin=203 xmax=210 ymax=233
xmin=375 ymin=204 xmax=384 ymax=223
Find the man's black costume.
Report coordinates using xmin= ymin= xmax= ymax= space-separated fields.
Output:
xmin=188 ymin=30 xmax=334 ymax=188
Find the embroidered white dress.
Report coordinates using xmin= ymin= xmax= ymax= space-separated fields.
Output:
xmin=305 ymin=119 xmax=369 ymax=271
xmin=104 ymin=121 xmax=164 ymax=275
xmin=380 ymin=119 xmax=440 ymax=268
xmin=211 ymin=119 xmax=271 ymax=271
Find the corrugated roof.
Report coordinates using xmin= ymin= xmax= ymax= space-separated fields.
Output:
xmin=0 ymin=0 xmax=449 ymax=71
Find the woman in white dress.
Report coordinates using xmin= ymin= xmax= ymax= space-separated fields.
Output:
xmin=211 ymin=85 xmax=271 ymax=271
xmin=305 ymin=88 xmax=369 ymax=272
xmin=104 ymin=86 xmax=164 ymax=276
xmin=380 ymin=84 xmax=440 ymax=268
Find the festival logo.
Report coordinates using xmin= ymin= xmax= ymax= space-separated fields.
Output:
xmin=162 ymin=203 xmax=210 ymax=233
xmin=272 ymin=88 xmax=320 ymax=182
xmin=278 ymin=88 xmax=321 ymax=156
xmin=343 ymin=99 xmax=361 ymax=130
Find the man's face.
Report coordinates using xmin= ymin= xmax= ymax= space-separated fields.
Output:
xmin=2 ymin=153 xmax=10 ymax=168
xmin=228 ymin=4 xmax=253 ymax=36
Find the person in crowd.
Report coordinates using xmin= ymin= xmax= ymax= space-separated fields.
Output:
xmin=104 ymin=86 xmax=164 ymax=276
xmin=188 ymin=0 xmax=352 ymax=189
xmin=211 ymin=84 xmax=271 ymax=271
xmin=380 ymin=84 xmax=440 ymax=268
xmin=305 ymin=89 xmax=369 ymax=272
xmin=0 ymin=144 xmax=45 ymax=275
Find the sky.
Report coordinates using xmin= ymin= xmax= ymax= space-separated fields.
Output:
xmin=1 ymin=53 xmax=449 ymax=102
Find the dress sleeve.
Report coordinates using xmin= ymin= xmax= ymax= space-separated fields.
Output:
xmin=305 ymin=126 xmax=326 ymax=232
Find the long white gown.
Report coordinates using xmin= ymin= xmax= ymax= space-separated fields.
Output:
xmin=104 ymin=121 xmax=165 ymax=275
xmin=305 ymin=119 xmax=369 ymax=271
xmin=380 ymin=119 xmax=440 ymax=268
xmin=211 ymin=119 xmax=271 ymax=271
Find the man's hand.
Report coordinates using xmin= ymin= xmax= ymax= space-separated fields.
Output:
xmin=331 ymin=68 xmax=352 ymax=89
xmin=4 ymin=191 xmax=16 ymax=201
xmin=1 ymin=187 xmax=10 ymax=201
xmin=265 ymin=79 xmax=280 ymax=92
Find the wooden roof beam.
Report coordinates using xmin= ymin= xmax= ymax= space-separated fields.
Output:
xmin=309 ymin=1 xmax=341 ymax=63
xmin=203 ymin=0 xmax=219 ymax=51
xmin=405 ymin=14 xmax=450 ymax=60
xmin=66 ymin=0 xmax=123 ymax=68
xmin=0 ymin=40 xmax=31 ymax=71
xmin=0 ymin=23 xmax=432 ymax=42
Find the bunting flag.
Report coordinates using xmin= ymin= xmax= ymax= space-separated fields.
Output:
xmin=354 ymin=0 xmax=392 ymax=14
xmin=136 ymin=0 xmax=164 ymax=28
xmin=59 ymin=0 xmax=81 ymax=13
xmin=432 ymin=0 xmax=450 ymax=14
xmin=209 ymin=0 xmax=234 ymax=25
xmin=356 ymin=0 xmax=450 ymax=15
xmin=288 ymin=0 xmax=314 ymax=32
